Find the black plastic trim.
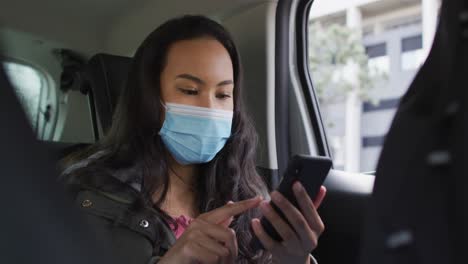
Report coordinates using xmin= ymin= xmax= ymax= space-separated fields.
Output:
xmin=295 ymin=0 xmax=331 ymax=157
xmin=275 ymin=0 xmax=293 ymax=185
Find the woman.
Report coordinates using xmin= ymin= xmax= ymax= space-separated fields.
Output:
xmin=62 ymin=15 xmax=326 ymax=264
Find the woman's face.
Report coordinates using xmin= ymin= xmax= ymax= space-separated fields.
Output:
xmin=160 ymin=38 xmax=234 ymax=111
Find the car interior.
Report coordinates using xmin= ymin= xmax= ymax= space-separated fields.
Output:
xmin=1 ymin=0 xmax=465 ymax=263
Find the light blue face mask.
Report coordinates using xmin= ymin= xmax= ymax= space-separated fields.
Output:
xmin=159 ymin=102 xmax=233 ymax=165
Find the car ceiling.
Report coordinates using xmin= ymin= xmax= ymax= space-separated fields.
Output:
xmin=0 ymin=0 xmax=270 ymax=56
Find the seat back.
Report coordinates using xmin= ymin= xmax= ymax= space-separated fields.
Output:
xmin=83 ymin=53 xmax=132 ymax=137
xmin=360 ymin=0 xmax=468 ymax=263
xmin=0 ymin=62 xmax=113 ymax=264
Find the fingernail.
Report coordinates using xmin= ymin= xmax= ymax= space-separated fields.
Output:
xmin=252 ymin=219 xmax=262 ymax=233
xmin=227 ymin=200 xmax=234 ymax=204
xmin=252 ymin=196 xmax=262 ymax=202
xmin=252 ymin=218 xmax=260 ymax=227
xmin=260 ymin=201 xmax=270 ymax=212
xmin=293 ymin=182 xmax=303 ymax=192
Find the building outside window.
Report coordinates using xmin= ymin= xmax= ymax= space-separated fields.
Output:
xmin=308 ymin=0 xmax=440 ymax=173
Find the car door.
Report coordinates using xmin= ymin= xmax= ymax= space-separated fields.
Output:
xmin=271 ymin=0 xmax=438 ymax=263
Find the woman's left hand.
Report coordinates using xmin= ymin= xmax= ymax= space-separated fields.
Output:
xmin=251 ymin=182 xmax=326 ymax=264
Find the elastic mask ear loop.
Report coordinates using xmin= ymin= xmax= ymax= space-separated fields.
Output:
xmin=152 ymin=129 xmax=159 ymax=137
xmin=160 ymin=100 xmax=167 ymax=109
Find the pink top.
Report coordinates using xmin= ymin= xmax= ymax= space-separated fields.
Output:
xmin=168 ymin=215 xmax=193 ymax=239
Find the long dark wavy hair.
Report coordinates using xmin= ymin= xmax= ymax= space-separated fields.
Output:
xmin=63 ymin=15 xmax=270 ymax=262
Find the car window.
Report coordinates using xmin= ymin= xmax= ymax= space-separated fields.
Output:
xmin=3 ymin=61 xmax=48 ymax=136
xmin=308 ymin=0 xmax=438 ymax=172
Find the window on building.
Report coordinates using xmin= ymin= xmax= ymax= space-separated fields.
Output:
xmin=401 ymin=35 xmax=424 ymax=71
xmin=3 ymin=61 xmax=46 ymax=134
xmin=366 ymin=43 xmax=390 ymax=76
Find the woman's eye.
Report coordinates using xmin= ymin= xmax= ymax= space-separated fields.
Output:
xmin=216 ymin=93 xmax=232 ymax=99
xmin=179 ymin=88 xmax=198 ymax=95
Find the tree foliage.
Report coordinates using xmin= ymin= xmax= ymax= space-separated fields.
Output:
xmin=308 ymin=22 xmax=387 ymax=106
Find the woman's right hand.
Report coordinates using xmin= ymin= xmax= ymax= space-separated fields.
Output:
xmin=158 ymin=196 xmax=263 ymax=264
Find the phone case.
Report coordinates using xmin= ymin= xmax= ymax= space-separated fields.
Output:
xmin=250 ymin=155 xmax=332 ymax=251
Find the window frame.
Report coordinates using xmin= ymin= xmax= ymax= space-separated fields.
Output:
xmin=294 ymin=0 xmax=331 ymax=158
xmin=275 ymin=0 xmax=293 ymax=183
xmin=275 ymin=0 xmax=333 ymax=183
xmin=401 ymin=34 xmax=424 ymax=71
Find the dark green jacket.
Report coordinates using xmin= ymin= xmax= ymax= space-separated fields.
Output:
xmin=67 ymin=173 xmax=176 ymax=264
xmin=63 ymin=152 xmax=317 ymax=264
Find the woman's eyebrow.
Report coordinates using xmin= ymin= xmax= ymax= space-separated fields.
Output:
xmin=217 ymin=80 xmax=234 ymax=87
xmin=176 ymin=74 xmax=233 ymax=87
xmin=175 ymin=74 xmax=205 ymax=85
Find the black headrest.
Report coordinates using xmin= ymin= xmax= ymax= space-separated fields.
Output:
xmin=85 ymin=53 xmax=132 ymax=135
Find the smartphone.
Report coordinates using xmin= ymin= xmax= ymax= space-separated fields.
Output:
xmin=250 ymin=155 xmax=332 ymax=251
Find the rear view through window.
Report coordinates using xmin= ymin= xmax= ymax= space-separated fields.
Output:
xmin=3 ymin=61 xmax=48 ymax=137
